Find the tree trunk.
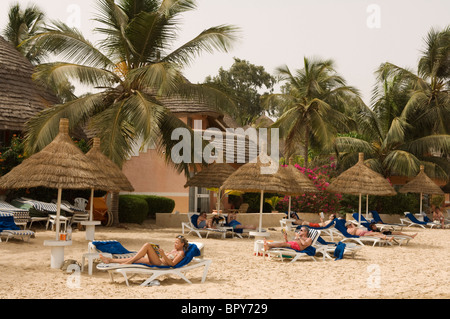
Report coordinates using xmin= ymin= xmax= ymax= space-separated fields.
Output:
xmin=304 ymin=126 xmax=309 ymax=168
xmin=111 ymin=191 xmax=120 ymax=226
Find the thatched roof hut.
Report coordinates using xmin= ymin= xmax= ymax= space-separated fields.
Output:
xmin=399 ymin=165 xmax=444 ymax=195
xmin=0 ymin=118 xmax=113 ymax=191
xmin=86 ymin=137 xmax=134 ymax=192
xmin=0 ymin=36 xmax=57 ymax=131
xmin=184 ymin=163 xmax=235 ymax=189
xmin=327 ymin=153 xmax=396 ymax=196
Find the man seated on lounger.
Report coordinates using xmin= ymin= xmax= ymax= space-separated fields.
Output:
xmin=345 ymin=222 xmax=393 ymax=241
xmin=263 ymin=226 xmax=312 ymax=251
xmin=302 ymin=213 xmax=336 ymax=227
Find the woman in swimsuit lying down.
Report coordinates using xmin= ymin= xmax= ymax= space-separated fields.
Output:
xmin=263 ymin=226 xmax=312 ymax=251
xmin=99 ymin=235 xmax=189 ymax=267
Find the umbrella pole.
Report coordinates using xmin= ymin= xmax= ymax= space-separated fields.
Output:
xmin=90 ymin=188 xmax=94 ymax=222
xmin=288 ymin=196 xmax=291 ymax=214
xmin=259 ymin=190 xmax=264 ymax=232
xmin=420 ymin=192 xmax=423 ymax=214
xmin=217 ymin=188 xmax=221 ymax=213
xmin=55 ymin=188 xmax=62 ymax=240
xmin=366 ymin=194 xmax=369 ymax=218
xmin=358 ymin=193 xmax=362 ymax=226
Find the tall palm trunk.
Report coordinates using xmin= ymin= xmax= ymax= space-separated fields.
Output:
xmin=304 ymin=125 xmax=309 ymax=168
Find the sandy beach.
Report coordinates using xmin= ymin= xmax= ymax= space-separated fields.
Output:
xmin=1 ymin=220 xmax=449 ymax=300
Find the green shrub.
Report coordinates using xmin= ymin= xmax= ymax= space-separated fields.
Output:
xmin=119 ymin=194 xmax=175 ymax=220
xmin=144 ymin=195 xmax=175 ymax=218
xmin=118 ymin=195 xmax=148 ymax=224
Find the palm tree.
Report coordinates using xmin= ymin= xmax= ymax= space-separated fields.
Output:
xmin=23 ymin=0 xmax=238 ymax=226
xmin=334 ymin=26 xmax=450 ymax=181
xmin=2 ymin=2 xmax=46 ymax=64
xmin=24 ymin=0 xmax=239 ymax=169
xmin=263 ymin=57 xmax=360 ymax=167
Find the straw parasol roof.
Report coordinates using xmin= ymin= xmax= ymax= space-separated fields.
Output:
xmin=86 ymin=138 xmax=134 ymax=192
xmin=0 ymin=36 xmax=58 ymax=131
xmin=184 ymin=163 xmax=235 ymax=189
xmin=399 ymin=165 xmax=444 ymax=195
xmin=0 ymin=118 xmax=113 ymax=191
xmin=327 ymin=153 xmax=396 ymax=196
xmin=222 ymin=153 xmax=290 ymax=194
xmin=278 ymin=159 xmax=318 ymax=195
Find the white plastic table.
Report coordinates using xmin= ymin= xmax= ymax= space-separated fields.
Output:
xmin=43 ymin=240 xmax=72 ymax=269
xmin=80 ymin=220 xmax=101 ymax=241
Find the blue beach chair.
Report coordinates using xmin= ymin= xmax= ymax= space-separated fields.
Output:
xmin=0 ymin=212 xmax=35 ymax=242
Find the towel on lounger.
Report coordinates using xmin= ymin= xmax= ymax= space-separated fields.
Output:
xmin=92 ymin=240 xmax=132 ymax=254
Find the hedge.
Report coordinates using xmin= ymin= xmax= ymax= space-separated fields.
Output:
xmin=118 ymin=194 xmax=175 ymax=223
xmin=118 ymin=195 xmax=148 ymax=224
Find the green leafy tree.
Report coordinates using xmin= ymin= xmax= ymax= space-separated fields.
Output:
xmin=204 ymin=57 xmax=276 ymax=126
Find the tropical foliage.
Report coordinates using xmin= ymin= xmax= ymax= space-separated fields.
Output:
xmin=334 ymin=26 xmax=450 ymax=182
xmin=263 ymin=57 xmax=362 ymax=167
xmin=22 ymin=0 xmax=239 ymax=174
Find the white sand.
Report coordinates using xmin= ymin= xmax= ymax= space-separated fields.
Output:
xmin=1 ymin=221 xmax=449 ymax=299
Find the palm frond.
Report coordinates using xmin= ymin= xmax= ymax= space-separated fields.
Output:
xmin=163 ymin=25 xmax=240 ymax=67
xmin=402 ymin=134 xmax=450 ymax=156
xmin=33 ymin=62 xmax=121 ymax=89
xmin=383 ymin=150 xmax=421 ymax=177
xmin=24 ymin=92 xmax=111 ymax=154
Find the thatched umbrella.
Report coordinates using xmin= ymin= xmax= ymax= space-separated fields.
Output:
xmin=0 ymin=119 xmax=114 ymax=239
xmin=327 ymin=153 xmax=396 ymax=225
xmin=278 ymin=158 xmax=318 ymax=213
xmin=184 ymin=163 xmax=235 ymax=213
xmin=86 ymin=137 xmax=134 ymax=220
xmin=399 ymin=165 xmax=444 ymax=214
xmin=222 ymin=153 xmax=292 ymax=233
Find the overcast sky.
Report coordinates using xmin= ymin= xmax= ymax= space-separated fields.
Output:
xmin=0 ymin=0 xmax=449 ymax=104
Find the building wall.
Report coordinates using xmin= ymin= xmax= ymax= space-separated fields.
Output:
xmin=121 ymin=114 xmax=216 ymax=214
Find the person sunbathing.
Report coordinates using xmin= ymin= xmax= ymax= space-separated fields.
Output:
xmin=197 ymin=211 xmax=215 ymax=229
xmin=431 ymin=204 xmax=446 ymax=229
xmin=99 ymin=235 xmax=188 ymax=267
xmin=345 ymin=222 xmax=393 ymax=241
xmin=368 ymin=222 xmax=417 ymax=239
xmin=302 ymin=213 xmax=336 ymax=227
xmin=263 ymin=226 xmax=312 ymax=251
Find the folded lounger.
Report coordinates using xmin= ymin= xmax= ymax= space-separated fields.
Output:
xmin=96 ymin=242 xmax=212 ymax=286
xmin=0 ymin=212 xmax=35 ymax=242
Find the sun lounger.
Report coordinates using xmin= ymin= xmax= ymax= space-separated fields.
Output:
xmin=300 ymin=218 xmax=341 ymax=241
xmin=334 ymin=219 xmax=392 ymax=247
xmin=0 ymin=212 xmax=35 ymax=242
xmin=96 ymin=242 xmax=211 ymax=286
xmin=82 ymin=240 xmax=137 ymax=275
xmin=400 ymin=212 xmax=439 ymax=229
xmin=264 ymin=229 xmax=322 ymax=262
xmin=181 ymin=212 xmax=231 ymax=239
xmin=369 ymin=210 xmax=405 ymax=231
xmin=0 ymin=200 xmax=30 ymax=228
xmin=314 ymin=236 xmax=363 ymax=261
